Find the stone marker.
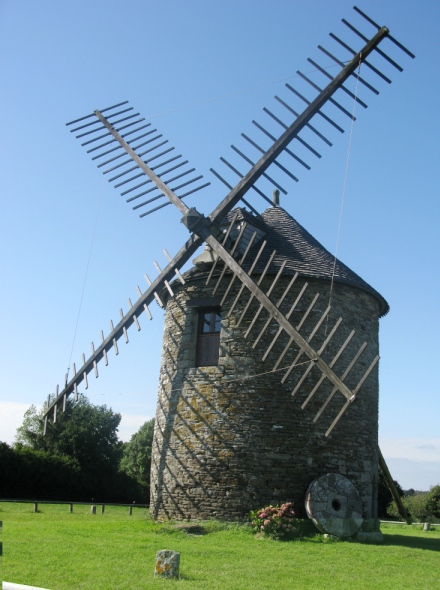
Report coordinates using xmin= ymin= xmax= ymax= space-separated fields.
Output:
xmin=423 ymin=522 xmax=430 ymax=531
xmin=90 ymin=505 xmax=96 ymax=515
xmin=155 ymin=550 xmax=180 ymax=578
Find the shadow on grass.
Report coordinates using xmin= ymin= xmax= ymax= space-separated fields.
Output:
xmin=383 ymin=534 xmax=440 ymax=552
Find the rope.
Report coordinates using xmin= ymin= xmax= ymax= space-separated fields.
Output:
xmin=166 ymin=359 xmax=314 ymax=394
xmin=78 ymin=359 xmax=314 ymax=397
xmin=66 ymin=179 xmax=106 ymax=382
xmin=326 ymin=58 xmax=363 ymax=326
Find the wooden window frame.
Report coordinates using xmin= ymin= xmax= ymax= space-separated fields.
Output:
xmin=196 ymin=307 xmax=221 ymax=367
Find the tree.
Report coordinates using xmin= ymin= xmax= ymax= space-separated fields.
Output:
xmin=12 ymin=396 xmax=134 ymax=501
xmin=425 ymin=485 xmax=440 ymax=519
xmin=377 ymin=467 xmax=404 ymax=518
xmin=15 ymin=397 xmax=122 ymax=473
xmin=387 ymin=492 xmax=429 ymax=521
xmin=120 ymin=419 xmax=154 ymax=490
xmin=15 ymin=404 xmax=46 ymax=450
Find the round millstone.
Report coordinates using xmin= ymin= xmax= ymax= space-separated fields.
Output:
xmin=305 ymin=473 xmax=363 ymax=538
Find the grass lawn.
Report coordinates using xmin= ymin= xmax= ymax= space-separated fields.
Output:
xmin=1 ymin=502 xmax=439 ymax=589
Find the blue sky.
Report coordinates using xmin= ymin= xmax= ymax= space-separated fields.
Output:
xmin=1 ymin=0 xmax=439 ymax=491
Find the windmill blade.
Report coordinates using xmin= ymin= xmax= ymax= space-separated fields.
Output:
xmin=66 ymin=102 xmax=210 ymax=219
xmin=210 ymin=7 xmax=414 ymax=214
xmin=43 ymin=232 xmax=203 ymax=425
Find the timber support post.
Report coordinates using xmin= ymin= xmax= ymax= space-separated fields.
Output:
xmin=378 ymin=447 xmax=411 ymax=524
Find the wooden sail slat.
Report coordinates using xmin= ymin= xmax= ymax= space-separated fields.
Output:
xmin=154 ymin=262 xmax=174 ymax=297
xmin=300 ymin=318 xmax=343 ymax=407
xmin=206 ymin=212 xmax=239 ymax=286
xmin=227 ymin=239 xmax=268 ymax=318
xmin=251 ymin=261 xmax=288 ymax=348
xmin=313 ymin=340 xmax=366 ymax=423
xmin=164 ymin=249 xmax=185 ymax=285
xmin=101 ymin=331 xmax=109 ymax=365
xmin=296 ymin=293 xmax=320 ymax=332
xmin=220 ymin=231 xmax=258 ymax=306
xmin=325 ymin=355 xmax=379 ymax=437
xmin=274 ymin=283 xmax=309 ymax=374
xmin=261 ymin=273 xmax=300 ymax=361
xmin=289 ymin=305 xmax=331 ymax=397
xmin=212 ymin=222 xmax=247 ymax=296
xmin=242 ymin=252 xmax=282 ymax=337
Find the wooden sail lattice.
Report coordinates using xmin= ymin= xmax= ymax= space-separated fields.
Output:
xmin=44 ymin=4 xmax=414 ymax=456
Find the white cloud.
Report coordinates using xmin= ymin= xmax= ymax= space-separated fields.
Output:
xmin=380 ymin=437 xmax=440 ymax=462
xmin=383 ymin=458 xmax=440 ymax=492
xmin=118 ymin=413 xmax=153 ymax=442
xmin=380 ymin=437 xmax=440 ymax=491
xmin=0 ymin=402 xmax=31 ymax=445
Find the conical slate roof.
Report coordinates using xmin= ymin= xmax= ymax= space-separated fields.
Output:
xmin=238 ymin=206 xmax=389 ymax=317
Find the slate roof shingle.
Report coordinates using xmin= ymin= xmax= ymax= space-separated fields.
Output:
xmin=237 ymin=206 xmax=389 ymax=317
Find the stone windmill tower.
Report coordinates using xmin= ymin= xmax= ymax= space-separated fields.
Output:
xmin=150 ymin=203 xmax=388 ymax=526
xmin=45 ymin=8 xmax=413 ymax=535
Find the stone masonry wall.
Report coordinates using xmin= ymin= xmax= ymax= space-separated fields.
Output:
xmin=150 ymin=268 xmax=381 ymax=521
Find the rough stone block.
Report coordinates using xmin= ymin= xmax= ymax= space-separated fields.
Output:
xmin=155 ymin=550 xmax=181 ymax=578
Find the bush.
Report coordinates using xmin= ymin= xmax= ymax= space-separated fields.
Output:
xmin=250 ymin=502 xmax=298 ymax=540
xmin=0 ymin=442 xmax=84 ymax=500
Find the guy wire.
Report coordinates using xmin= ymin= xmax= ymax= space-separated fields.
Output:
xmin=326 ymin=59 xmax=363 ymax=333
xmin=66 ymin=179 xmax=106 ymax=382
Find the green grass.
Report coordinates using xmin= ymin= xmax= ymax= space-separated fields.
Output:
xmin=1 ymin=502 xmax=439 ymax=589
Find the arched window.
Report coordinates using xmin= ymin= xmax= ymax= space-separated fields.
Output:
xmin=196 ymin=308 xmax=221 ymax=367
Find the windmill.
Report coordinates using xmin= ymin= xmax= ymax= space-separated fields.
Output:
xmin=44 ymin=7 xmax=414 ymax=533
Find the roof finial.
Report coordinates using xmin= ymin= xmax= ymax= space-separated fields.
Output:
xmin=272 ymin=189 xmax=280 ymax=207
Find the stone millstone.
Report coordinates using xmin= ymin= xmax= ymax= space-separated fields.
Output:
xmin=305 ymin=473 xmax=363 ymax=538
xmin=154 ymin=550 xmax=180 ymax=578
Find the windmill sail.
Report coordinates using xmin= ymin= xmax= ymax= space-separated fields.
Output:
xmin=44 ymin=7 xmax=413 ymax=442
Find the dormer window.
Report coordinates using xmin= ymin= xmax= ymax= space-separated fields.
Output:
xmin=196 ymin=308 xmax=221 ymax=367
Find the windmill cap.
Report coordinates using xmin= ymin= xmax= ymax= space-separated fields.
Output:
xmin=240 ymin=206 xmax=389 ymax=317
xmin=188 ymin=206 xmax=389 ymax=317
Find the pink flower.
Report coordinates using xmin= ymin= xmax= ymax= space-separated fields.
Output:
xmin=264 ymin=519 xmax=270 ymax=526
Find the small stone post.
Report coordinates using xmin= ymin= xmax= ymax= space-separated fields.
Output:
xmin=154 ymin=550 xmax=180 ymax=579
xmin=90 ymin=505 xmax=96 ymax=515
xmin=69 ymin=503 xmax=73 ymax=513
xmin=423 ymin=522 xmax=430 ymax=531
